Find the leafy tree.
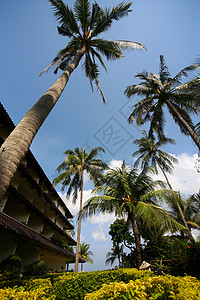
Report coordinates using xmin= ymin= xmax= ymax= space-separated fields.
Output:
xmin=109 ymin=218 xmax=135 ymax=253
xmin=82 ymin=161 xmax=184 ymax=267
xmin=107 ymin=218 xmax=135 ymax=267
xmin=125 ymin=55 xmax=200 ymax=149
xmin=79 ymin=242 xmax=93 ymax=271
xmin=143 ymin=237 xmax=200 ymax=278
xmin=53 ymin=146 xmax=107 ymax=272
xmin=0 ymin=0 xmax=145 ymax=200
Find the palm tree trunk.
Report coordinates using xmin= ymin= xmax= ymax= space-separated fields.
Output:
xmin=166 ymin=99 xmax=200 ymax=150
xmin=156 ymin=157 xmax=194 ymax=241
xmin=0 ymin=46 xmax=86 ymax=200
xmin=75 ymin=168 xmax=84 ymax=272
xmin=117 ymin=248 xmax=121 ymax=268
xmin=131 ymin=214 xmax=142 ymax=267
xmin=155 ymin=157 xmax=173 ymax=190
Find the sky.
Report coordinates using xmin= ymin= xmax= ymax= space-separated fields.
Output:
xmin=0 ymin=0 xmax=200 ymax=272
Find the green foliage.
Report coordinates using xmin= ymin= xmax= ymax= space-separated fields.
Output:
xmin=50 ymin=268 xmax=152 ymax=300
xmin=0 ymin=269 xmax=200 ymax=300
xmin=107 ymin=219 xmax=135 ymax=268
xmin=0 ymin=278 xmax=55 ymax=300
xmin=0 ymin=255 xmax=22 ymax=276
xmin=85 ymin=275 xmax=200 ymax=300
xmin=51 ymin=236 xmax=68 ymax=249
xmin=109 ymin=219 xmax=135 ymax=251
xmin=143 ymin=237 xmax=200 ymax=278
xmin=23 ymin=260 xmax=48 ymax=277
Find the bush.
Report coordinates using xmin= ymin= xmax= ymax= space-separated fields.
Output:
xmin=143 ymin=238 xmax=200 ymax=278
xmin=0 ymin=269 xmax=199 ymax=300
xmin=85 ymin=275 xmax=200 ymax=300
xmin=50 ymin=268 xmax=152 ymax=300
xmin=0 ymin=255 xmax=22 ymax=276
xmin=23 ymin=260 xmax=48 ymax=276
xmin=0 ymin=278 xmax=55 ymax=300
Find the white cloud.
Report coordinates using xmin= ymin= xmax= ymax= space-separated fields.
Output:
xmin=91 ymin=225 xmax=107 ymax=241
xmin=108 ymin=159 xmax=123 ymax=169
xmin=83 ymin=170 xmax=91 ymax=183
xmin=59 ymin=190 xmax=116 ymax=225
xmin=59 ymin=189 xmax=93 ymax=215
xmin=88 ymin=212 xmax=116 ymax=225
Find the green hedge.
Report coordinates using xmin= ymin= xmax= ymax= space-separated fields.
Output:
xmin=85 ymin=275 xmax=200 ymax=300
xmin=0 ymin=269 xmax=200 ymax=300
xmin=50 ymin=268 xmax=152 ymax=300
xmin=0 ymin=278 xmax=55 ymax=300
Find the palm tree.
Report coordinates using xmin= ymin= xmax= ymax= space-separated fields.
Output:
xmin=125 ymin=55 xmax=200 ymax=149
xmin=132 ymin=131 xmax=194 ymax=239
xmin=79 ymin=242 xmax=93 ymax=271
xmin=161 ymin=190 xmax=200 ymax=239
xmin=105 ymin=246 xmax=124 ymax=268
xmin=132 ymin=130 xmax=178 ymax=190
xmin=53 ymin=146 xmax=107 ymax=272
xmin=0 ymin=0 xmax=145 ymax=200
xmin=82 ymin=161 xmax=184 ymax=267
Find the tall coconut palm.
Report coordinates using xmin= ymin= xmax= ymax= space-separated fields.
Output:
xmin=132 ymin=130 xmax=194 ymax=239
xmin=0 ymin=0 xmax=145 ymax=200
xmin=53 ymin=146 xmax=107 ymax=272
xmin=82 ymin=161 xmax=184 ymax=267
xmin=132 ymin=130 xmax=178 ymax=190
xmin=125 ymin=55 xmax=200 ymax=149
xmin=79 ymin=242 xmax=93 ymax=271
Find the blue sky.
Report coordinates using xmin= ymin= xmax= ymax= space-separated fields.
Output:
xmin=0 ymin=0 xmax=200 ymax=271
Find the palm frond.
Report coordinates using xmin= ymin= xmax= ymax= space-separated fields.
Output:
xmin=173 ymin=63 xmax=200 ymax=82
xmin=95 ymin=76 xmax=107 ymax=104
xmin=90 ymin=2 xmax=101 ymax=30
xmin=91 ymin=2 xmax=132 ymax=37
xmin=136 ymin=201 xmax=185 ymax=233
xmin=93 ymin=39 xmax=122 ymax=60
xmin=86 ymin=146 xmax=105 ymax=160
xmin=159 ymin=55 xmax=170 ymax=84
xmin=149 ymin=101 xmax=166 ymax=140
xmin=90 ymin=48 xmax=108 ymax=73
xmin=74 ymin=0 xmax=91 ymax=33
xmin=49 ymin=0 xmax=81 ymax=36
xmin=113 ymin=40 xmax=146 ymax=51
xmin=187 ymin=221 xmax=200 ymax=229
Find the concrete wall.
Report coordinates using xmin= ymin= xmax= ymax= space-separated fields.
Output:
xmin=40 ymin=251 xmax=67 ymax=272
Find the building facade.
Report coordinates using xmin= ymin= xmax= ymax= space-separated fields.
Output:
xmin=0 ymin=102 xmax=83 ymax=272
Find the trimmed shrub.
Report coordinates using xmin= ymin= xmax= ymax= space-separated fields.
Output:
xmin=0 ymin=255 xmax=21 ymax=276
xmin=0 ymin=278 xmax=55 ymax=300
xmin=85 ymin=275 xmax=200 ymax=300
xmin=0 ymin=269 xmax=199 ymax=299
xmin=23 ymin=260 xmax=48 ymax=276
xmin=50 ymin=268 xmax=152 ymax=300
